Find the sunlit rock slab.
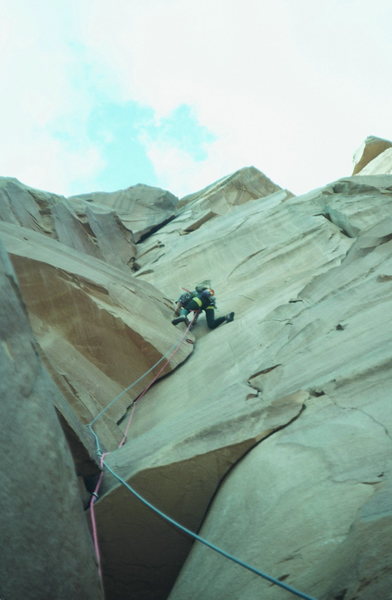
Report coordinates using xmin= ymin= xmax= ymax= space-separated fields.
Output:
xmin=97 ymin=388 xmax=306 ymax=600
xmin=168 ymin=220 xmax=392 ymax=600
xmin=93 ymin=182 xmax=358 ymax=600
xmin=179 ymin=165 xmax=288 ymax=212
xmin=247 ymin=218 xmax=392 ymax=404
xmin=290 ymin=174 xmax=392 ymax=238
xmin=120 ymin=184 xmax=354 ymax=448
xmin=99 ymin=186 xmax=391 ymax=599
xmin=134 ymin=166 xmax=292 ymax=272
xmin=169 ymin=375 xmax=392 ymax=600
xmin=135 ymin=174 xmax=392 ymax=304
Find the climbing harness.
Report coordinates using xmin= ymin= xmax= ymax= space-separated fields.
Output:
xmin=88 ymin=452 xmax=106 ymax=580
xmin=86 ymin=315 xmax=318 ymax=600
xmin=192 ymin=296 xmax=203 ymax=308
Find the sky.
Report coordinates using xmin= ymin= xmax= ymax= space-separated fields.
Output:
xmin=1 ymin=0 xmax=391 ymax=199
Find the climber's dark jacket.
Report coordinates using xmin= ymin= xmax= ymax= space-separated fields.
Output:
xmin=182 ymin=291 xmax=226 ymax=330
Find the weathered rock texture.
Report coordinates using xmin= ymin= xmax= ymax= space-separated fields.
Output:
xmin=179 ymin=165 xmax=284 ymax=209
xmin=1 ymin=152 xmax=392 ymax=600
xmin=0 ymin=177 xmax=137 ymax=269
xmin=168 ymin=216 xmax=392 ymax=600
xmin=69 ymin=183 xmax=178 ymax=243
xmin=0 ymin=244 xmax=103 ymax=600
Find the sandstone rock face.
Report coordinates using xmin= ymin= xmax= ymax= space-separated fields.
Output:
xmin=1 ymin=161 xmax=392 ymax=600
xmin=168 ymin=217 xmax=392 ymax=600
xmin=352 ymin=135 xmax=392 ymax=175
xmin=0 ymin=244 xmax=103 ymax=600
xmin=135 ymin=166 xmax=292 ymax=278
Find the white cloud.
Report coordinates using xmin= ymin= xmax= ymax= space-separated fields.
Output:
xmin=78 ymin=0 xmax=392 ymax=194
xmin=1 ymin=0 xmax=392 ymax=196
xmin=0 ymin=0 xmax=105 ymax=193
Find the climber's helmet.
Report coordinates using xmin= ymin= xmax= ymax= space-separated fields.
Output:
xmin=195 ymin=284 xmax=208 ymax=293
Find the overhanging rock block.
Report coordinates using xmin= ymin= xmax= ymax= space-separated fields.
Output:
xmin=0 ymin=242 xmax=104 ymax=600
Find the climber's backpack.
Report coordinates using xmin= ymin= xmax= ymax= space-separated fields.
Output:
xmin=178 ymin=291 xmax=194 ymax=306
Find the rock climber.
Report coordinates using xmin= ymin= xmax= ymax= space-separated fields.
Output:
xmin=172 ymin=284 xmax=234 ymax=329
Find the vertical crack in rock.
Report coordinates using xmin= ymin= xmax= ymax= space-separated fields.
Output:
xmin=136 ymin=214 xmax=176 ymax=243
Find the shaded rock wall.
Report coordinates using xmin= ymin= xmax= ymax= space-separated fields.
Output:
xmin=0 ymin=244 xmax=103 ymax=600
xmin=0 ymin=218 xmax=193 ymax=457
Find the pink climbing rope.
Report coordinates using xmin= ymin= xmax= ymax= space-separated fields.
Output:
xmin=89 ymin=452 xmax=107 ymax=581
xmin=119 ymin=316 xmax=195 ymax=447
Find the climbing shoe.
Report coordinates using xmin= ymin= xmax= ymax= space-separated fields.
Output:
xmin=172 ymin=316 xmax=189 ymax=326
xmin=225 ymin=312 xmax=235 ymax=323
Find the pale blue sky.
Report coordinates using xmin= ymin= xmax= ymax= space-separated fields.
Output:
xmin=1 ymin=0 xmax=391 ymax=198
